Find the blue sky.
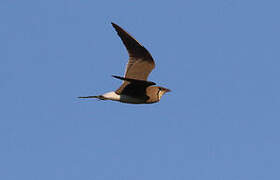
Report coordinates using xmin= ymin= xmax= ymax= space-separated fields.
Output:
xmin=1 ymin=0 xmax=280 ymax=179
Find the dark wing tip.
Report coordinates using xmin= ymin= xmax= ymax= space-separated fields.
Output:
xmin=111 ymin=22 xmax=123 ymax=32
xmin=110 ymin=22 xmax=153 ymax=58
xmin=111 ymin=22 xmax=116 ymax=27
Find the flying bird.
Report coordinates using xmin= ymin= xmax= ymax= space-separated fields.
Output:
xmin=78 ymin=22 xmax=170 ymax=104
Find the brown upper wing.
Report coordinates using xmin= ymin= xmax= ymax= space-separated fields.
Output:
xmin=111 ymin=22 xmax=155 ymax=80
xmin=111 ymin=23 xmax=155 ymax=95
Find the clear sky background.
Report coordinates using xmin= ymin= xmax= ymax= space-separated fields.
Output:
xmin=1 ymin=0 xmax=280 ymax=179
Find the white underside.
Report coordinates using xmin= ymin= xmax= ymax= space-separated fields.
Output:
xmin=102 ymin=91 xmax=145 ymax=104
xmin=102 ymin=91 xmax=121 ymax=100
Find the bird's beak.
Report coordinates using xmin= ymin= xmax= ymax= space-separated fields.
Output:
xmin=165 ymin=88 xmax=171 ymax=93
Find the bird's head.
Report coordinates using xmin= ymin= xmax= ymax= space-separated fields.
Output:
xmin=157 ymin=86 xmax=171 ymax=99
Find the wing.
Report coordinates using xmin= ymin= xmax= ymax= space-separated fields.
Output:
xmin=111 ymin=22 xmax=155 ymax=80
xmin=112 ymin=75 xmax=156 ymax=86
xmin=112 ymin=75 xmax=156 ymax=96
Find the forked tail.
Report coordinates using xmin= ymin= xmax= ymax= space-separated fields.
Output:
xmin=77 ymin=95 xmax=106 ymax=100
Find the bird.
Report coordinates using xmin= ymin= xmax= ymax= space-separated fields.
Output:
xmin=78 ymin=22 xmax=170 ymax=104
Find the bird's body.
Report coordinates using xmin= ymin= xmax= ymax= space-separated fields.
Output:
xmin=79 ymin=22 xmax=170 ymax=104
